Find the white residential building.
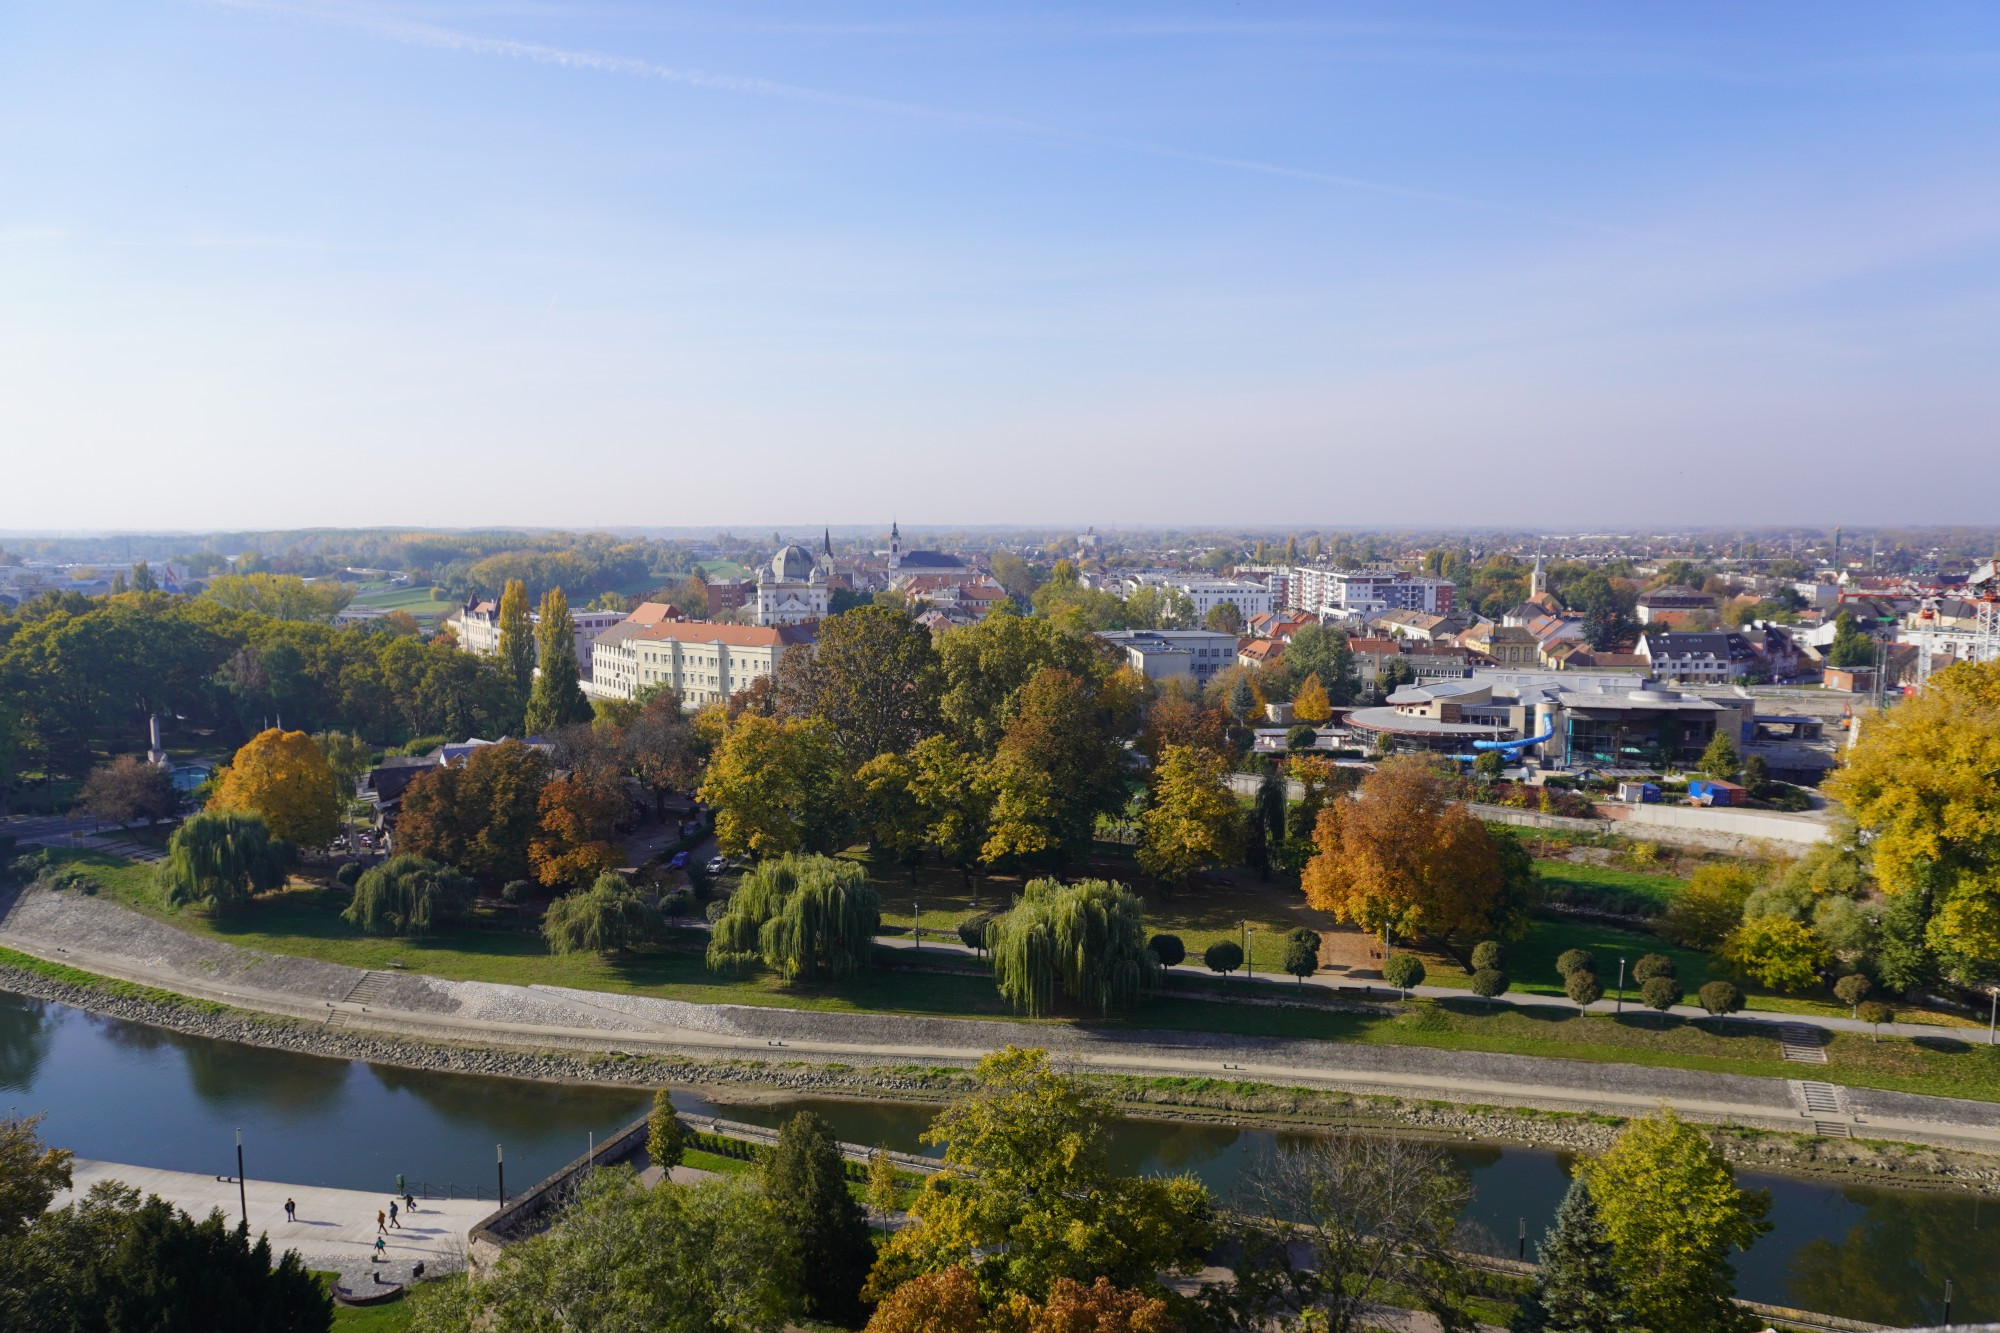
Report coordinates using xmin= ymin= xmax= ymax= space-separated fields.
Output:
xmin=1288 ymin=565 xmax=1455 ymax=620
xmin=447 ymin=599 xmax=626 ymax=681
xmin=1113 ymin=573 xmax=1276 ymax=620
xmin=1095 ymin=629 xmax=1241 ymax=685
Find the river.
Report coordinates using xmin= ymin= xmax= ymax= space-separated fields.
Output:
xmin=2 ymin=989 xmax=1991 ymax=1324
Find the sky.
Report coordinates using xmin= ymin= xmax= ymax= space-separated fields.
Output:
xmin=3 ymin=2 xmax=1999 ymax=532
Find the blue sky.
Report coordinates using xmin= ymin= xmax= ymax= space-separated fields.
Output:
xmin=3 ymin=2 xmax=1998 ymax=531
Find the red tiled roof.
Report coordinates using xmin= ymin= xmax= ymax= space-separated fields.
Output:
xmin=633 ymin=621 xmax=816 ymax=648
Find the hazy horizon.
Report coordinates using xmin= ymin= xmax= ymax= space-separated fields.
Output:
xmin=6 ymin=2 xmax=1998 ymax=530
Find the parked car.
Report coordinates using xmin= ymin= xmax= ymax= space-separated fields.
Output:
xmin=667 ymin=851 xmax=688 ymax=871
xmin=705 ymin=856 xmax=729 ymax=876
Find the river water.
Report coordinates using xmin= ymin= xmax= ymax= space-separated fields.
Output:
xmin=3 ymin=989 xmax=1992 ymax=1324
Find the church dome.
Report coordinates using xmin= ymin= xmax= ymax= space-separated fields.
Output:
xmin=771 ymin=544 xmax=817 ymax=581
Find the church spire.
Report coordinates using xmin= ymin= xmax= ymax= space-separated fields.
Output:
xmin=823 ymin=527 xmax=832 ymax=556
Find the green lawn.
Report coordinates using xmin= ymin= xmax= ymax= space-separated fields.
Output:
xmin=348 ymin=584 xmax=448 ymax=617
xmin=319 ymin=1272 xmax=422 ymax=1330
xmin=695 ymin=559 xmax=751 ymax=581
xmin=1533 ymin=860 xmax=1685 ymax=910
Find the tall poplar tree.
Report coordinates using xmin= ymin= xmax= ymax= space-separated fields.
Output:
xmin=496 ymin=577 xmax=535 ymax=704
xmin=761 ymin=1111 xmax=874 ymax=1323
xmin=523 ymin=587 xmax=592 ymax=736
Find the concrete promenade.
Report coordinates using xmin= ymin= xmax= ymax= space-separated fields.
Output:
xmin=53 ymin=1158 xmax=488 ymax=1284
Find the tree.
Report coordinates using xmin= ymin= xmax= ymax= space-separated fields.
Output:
xmin=1203 ymin=601 xmax=1244 ymax=634
xmin=907 ymin=735 xmax=993 ymax=890
xmin=1856 ymin=999 xmax=1893 ymax=1039
xmin=1577 ymin=1110 xmax=1771 ymax=1333
xmin=1282 ymin=928 xmax=1320 ymax=985
xmin=1227 ymin=673 xmax=1258 ymax=723
xmin=529 ymin=771 xmax=627 ymax=889
xmin=855 ymin=750 xmax=928 ymax=873
xmin=1148 ymin=933 xmax=1185 ymax=967
xmin=1741 ymin=753 xmax=1771 ymax=796
xmin=1284 ymin=623 xmax=1358 ymax=705
xmin=864 ymin=1267 xmax=981 ymax=1333
xmin=4 ymin=1178 xmax=331 ymax=1332
xmin=343 ymin=855 xmax=476 ymax=935
xmin=1471 ymin=940 xmax=1506 ymax=972
xmin=1511 ymin=1175 xmax=1630 ymax=1333
xmin=1291 ymin=674 xmax=1332 ymax=725
xmin=1631 ymin=953 xmax=1676 ymax=984
xmin=1136 ymin=745 xmax=1240 ymax=893
xmin=1382 ymin=952 xmax=1424 ymax=996
xmin=395 ymin=738 xmax=552 ymax=883
xmin=1825 ymin=659 xmax=2000 ymax=978
xmin=778 ymin=605 xmax=943 ymax=768
xmin=979 ymin=668 xmax=1127 ymax=869
xmin=201 ymin=572 xmax=352 ymax=623
xmin=1202 ymin=939 xmax=1243 ymax=976
xmin=0 ymin=1114 xmax=73 ymax=1239
xmin=1141 ymin=680 xmax=1227 ymax=761
xmin=129 ymin=561 xmax=157 ymax=594
xmin=496 ymin=576 xmax=536 ymax=706
xmin=209 ymin=728 xmax=342 ymax=848
xmin=648 ymin=1089 xmax=687 ymax=1172
xmin=706 ymin=854 xmax=880 ymax=982
xmin=1224 ymin=1135 xmax=1474 ymax=1333
xmin=621 ymin=687 xmax=698 ymax=815
xmin=158 ymin=810 xmax=289 ymax=912
xmin=1697 ymin=980 xmax=1743 ymax=1017
xmin=1660 ymin=864 xmax=1759 ymax=950
xmin=1641 ymin=975 xmax=1683 ymax=1015
xmin=699 ymin=713 xmax=849 ymax=858
xmin=542 ymin=871 xmax=658 ymax=954
xmin=1473 ymin=749 xmax=1504 ymax=780
xmin=78 ymin=755 xmax=178 ymax=828
xmin=1565 ymin=969 xmax=1604 ymax=1008
xmin=866 ymin=1147 xmax=901 ymax=1228
xmin=1302 ymin=755 xmax=1530 ymax=949
xmin=1833 ymin=972 xmax=1872 ymax=1016
xmin=1724 ymin=915 xmax=1830 ymax=992
xmin=1697 ymin=732 xmax=1741 ymax=783
xmin=1007 ymin=1279 xmax=1178 ymax=1333
xmin=763 ymin=1111 xmax=875 ymax=1324
xmin=523 ymin=587 xmax=593 ymax=735
xmin=1557 ymin=948 xmax=1597 ymax=978
xmin=1825 ymin=609 xmax=1877 ymax=669
xmin=989 ymin=879 xmax=1158 ymax=1016
xmin=937 ymin=607 xmax=1112 ymax=755
xmin=866 ymin=1047 xmax=1212 ymax=1303
xmin=408 ymin=1168 xmax=794 ymax=1333
xmin=1471 ymin=968 xmax=1511 ymax=1003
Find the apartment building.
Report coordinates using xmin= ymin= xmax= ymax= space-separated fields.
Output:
xmin=588 ymin=620 xmax=816 ymax=707
xmin=1288 ymin=565 xmax=1455 ymax=619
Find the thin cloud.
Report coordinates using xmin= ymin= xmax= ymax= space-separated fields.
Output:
xmin=203 ymin=0 xmax=1657 ymax=240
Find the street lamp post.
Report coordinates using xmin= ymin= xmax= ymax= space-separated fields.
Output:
xmin=1989 ymin=990 xmax=1997 ymax=1047
xmin=235 ymin=1130 xmax=247 ymax=1230
xmin=497 ymin=1144 xmax=506 ymax=1208
xmin=1243 ymin=921 xmax=1253 ymax=980
xmin=1615 ymin=957 xmax=1627 ymax=1015
xmin=913 ymin=897 xmax=921 ymax=950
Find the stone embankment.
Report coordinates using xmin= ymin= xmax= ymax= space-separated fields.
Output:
xmin=8 ymin=961 xmax=1998 ymax=1195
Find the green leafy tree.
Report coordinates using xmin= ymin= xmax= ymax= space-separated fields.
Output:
xmin=1284 ymin=623 xmax=1359 ymax=705
xmin=989 ymin=878 xmax=1158 ymax=1016
xmin=497 ymin=576 xmax=536 ymax=705
xmin=1578 ymin=1110 xmax=1771 ymax=1333
xmin=408 ymin=1168 xmax=794 ymax=1333
xmin=775 ymin=604 xmax=943 ymax=768
xmin=1566 ymin=969 xmax=1604 ymax=1008
xmin=865 ymin=1047 xmax=1212 ymax=1303
xmin=1471 ymin=940 xmax=1506 ymax=972
xmin=1833 ymin=972 xmax=1872 ymax=1016
xmin=699 ymin=714 xmax=850 ymax=858
xmin=1641 ymin=975 xmax=1683 ymax=1014
xmin=1557 ymin=948 xmax=1596 ymax=977
xmin=866 ymin=1147 xmax=902 ymax=1228
xmin=0 ymin=1114 xmax=73 ymax=1239
xmin=1282 ymin=928 xmax=1320 ymax=985
xmin=523 ymin=586 xmax=593 ymax=735
xmin=1471 ymin=968 xmax=1511 ymax=1003
xmin=1724 ymin=914 xmax=1830 ymax=992
xmin=937 ymin=607 xmax=1105 ymax=754
xmin=158 ymin=810 xmax=289 ymax=912
xmin=648 ymin=1089 xmax=688 ymax=1172
xmin=1697 ymin=732 xmax=1741 ymax=782
xmin=1511 ymin=1175 xmax=1630 ymax=1333
xmin=1825 ymin=609 xmax=1877 ymax=669
xmin=1631 ymin=953 xmax=1676 ymax=984
xmin=543 ymin=871 xmax=659 ymax=955
xmin=1382 ymin=952 xmax=1425 ymax=996
xmin=706 ymin=854 xmax=879 ymax=982
xmin=1203 ymin=939 xmax=1244 ymax=976
xmin=343 ymin=855 xmax=477 ymax=935
xmin=1148 ymin=933 xmax=1185 ymax=967
xmin=1856 ymin=999 xmax=1893 ymax=1038
xmin=762 ymin=1111 xmax=875 ymax=1324
xmin=1697 ymin=980 xmax=1743 ymax=1017
xmin=1227 ymin=674 xmax=1258 ymax=723
xmin=1660 ymin=864 xmax=1759 ymax=950
xmin=1136 ymin=744 xmax=1241 ymax=893
xmin=1204 ymin=601 xmax=1244 ymax=634
xmin=129 ymin=561 xmax=158 ymax=594
xmin=978 ymin=668 xmax=1127 ymax=869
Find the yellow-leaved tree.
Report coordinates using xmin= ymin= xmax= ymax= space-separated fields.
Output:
xmin=1136 ymin=744 xmax=1241 ymax=892
xmin=1291 ymin=673 xmax=1332 ymax=725
xmin=1825 ymin=659 xmax=2000 ymax=973
xmin=209 ymin=728 xmax=343 ymax=849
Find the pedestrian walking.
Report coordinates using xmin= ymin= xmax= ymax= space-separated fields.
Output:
xmin=284 ymin=1198 xmax=296 ymax=1223
xmin=404 ymin=1190 xmax=416 ymax=1213
xmin=372 ymin=1236 xmax=386 ymax=1263
xmin=388 ymin=1200 xmax=401 ymax=1228
xmin=377 ymin=1210 xmax=386 ymax=1234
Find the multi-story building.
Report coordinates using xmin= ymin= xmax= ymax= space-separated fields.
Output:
xmin=1288 ymin=565 xmax=1455 ymax=620
xmin=1095 ymin=629 xmax=1240 ymax=685
xmin=447 ymin=597 xmax=626 ymax=681
xmin=755 ymin=545 xmax=831 ymax=626
xmin=1636 ymin=585 xmax=1716 ymax=625
xmin=588 ymin=620 xmax=817 ymax=707
xmin=1638 ymin=630 xmax=1760 ymax=683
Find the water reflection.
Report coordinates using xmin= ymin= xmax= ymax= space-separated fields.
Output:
xmin=1786 ymin=1186 xmax=2000 ymax=1325
xmin=0 ymin=991 xmax=56 ymax=1094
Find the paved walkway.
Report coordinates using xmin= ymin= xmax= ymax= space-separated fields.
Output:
xmin=53 ymin=1159 xmax=488 ymax=1284
xmin=5 ymin=883 xmax=2000 ymax=1152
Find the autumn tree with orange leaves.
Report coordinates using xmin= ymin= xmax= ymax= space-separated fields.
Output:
xmin=209 ymin=728 xmax=343 ymax=849
xmin=529 ymin=771 xmax=627 ymax=889
xmin=1301 ymin=755 xmax=1533 ymax=949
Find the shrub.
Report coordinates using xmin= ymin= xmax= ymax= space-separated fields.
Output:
xmin=1470 ymin=940 xmax=1506 ymax=972
xmin=1203 ymin=940 xmax=1244 ymax=976
xmin=392 ymin=735 xmax=451 ymax=758
xmin=1147 ymin=933 xmax=1186 ymax=967
xmin=1697 ymin=980 xmax=1743 ymax=1017
xmin=1632 ymin=953 xmax=1676 ymax=984
xmin=1565 ymin=969 xmax=1604 ymax=1007
xmin=1556 ymin=948 xmax=1596 ymax=978
xmin=1626 ymin=840 xmax=1660 ymax=867
xmin=1833 ymin=973 xmax=1872 ymax=1014
xmin=1470 ymin=968 xmax=1511 ymax=1001
xmin=1286 ymin=725 xmax=1318 ymax=751
xmin=501 ymin=879 xmax=536 ymax=904
xmin=343 ymin=855 xmax=476 ymax=935
xmin=1382 ymin=953 xmax=1425 ymax=995
xmin=1640 ymin=976 xmax=1683 ymax=1013
xmin=705 ymin=898 xmax=731 ymax=924
xmin=661 ymin=889 xmax=693 ymax=919
xmin=335 ymin=862 xmax=363 ymax=888
xmin=956 ymin=912 xmax=994 ymax=953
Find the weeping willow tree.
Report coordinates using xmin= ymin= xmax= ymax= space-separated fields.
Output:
xmin=705 ymin=854 xmax=879 ymax=983
xmin=343 ymin=854 xmax=477 ymax=936
xmin=989 ymin=878 xmax=1159 ymax=1017
xmin=157 ymin=810 xmax=289 ymax=912
xmin=543 ymin=871 xmax=658 ymax=955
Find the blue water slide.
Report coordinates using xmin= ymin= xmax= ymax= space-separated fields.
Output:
xmin=1471 ymin=721 xmax=1556 ymax=753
